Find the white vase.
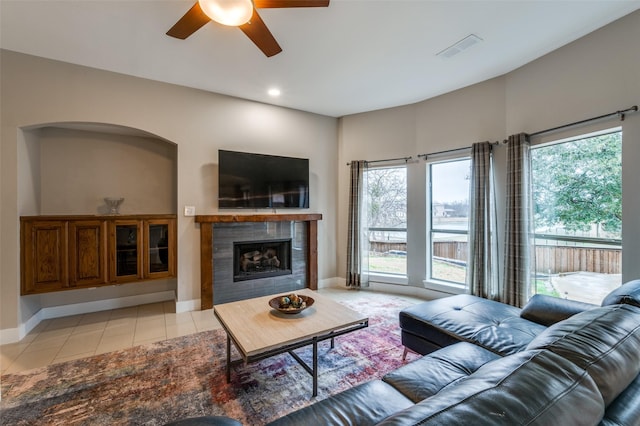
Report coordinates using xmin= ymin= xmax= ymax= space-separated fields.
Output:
xmin=105 ymin=197 xmax=124 ymax=215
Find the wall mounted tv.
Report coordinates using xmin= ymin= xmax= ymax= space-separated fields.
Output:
xmin=218 ymin=150 xmax=309 ymax=209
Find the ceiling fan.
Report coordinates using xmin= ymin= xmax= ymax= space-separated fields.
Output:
xmin=167 ymin=0 xmax=330 ymax=57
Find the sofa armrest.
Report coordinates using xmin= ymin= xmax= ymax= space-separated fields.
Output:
xmin=520 ymin=294 xmax=596 ymax=326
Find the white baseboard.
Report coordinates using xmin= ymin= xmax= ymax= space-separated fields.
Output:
xmin=318 ymin=277 xmax=345 ymax=289
xmin=0 ymin=326 xmax=21 ymax=345
xmin=39 ymin=290 xmax=177 ymax=320
xmin=1 ymin=280 xmax=443 ymax=344
xmin=368 ymin=281 xmax=429 ymax=299
xmin=175 ymin=298 xmax=201 ymax=313
xmin=316 ymin=276 xmax=456 ymax=301
xmin=0 ymin=290 xmax=176 ymax=344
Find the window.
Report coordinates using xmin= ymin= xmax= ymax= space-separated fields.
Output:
xmin=531 ymin=130 xmax=622 ymax=304
xmin=365 ymin=166 xmax=407 ymax=276
xmin=428 ymin=159 xmax=470 ymax=286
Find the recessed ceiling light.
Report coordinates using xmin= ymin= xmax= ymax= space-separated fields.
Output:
xmin=268 ymin=88 xmax=281 ymax=97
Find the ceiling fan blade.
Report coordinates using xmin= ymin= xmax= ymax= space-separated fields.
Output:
xmin=239 ymin=8 xmax=282 ymax=57
xmin=253 ymin=0 xmax=329 ymax=8
xmin=166 ymin=2 xmax=211 ymax=39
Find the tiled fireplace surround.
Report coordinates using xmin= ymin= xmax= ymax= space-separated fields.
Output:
xmin=195 ymin=214 xmax=322 ymax=308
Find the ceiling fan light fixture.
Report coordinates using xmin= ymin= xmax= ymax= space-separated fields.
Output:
xmin=198 ymin=0 xmax=253 ymax=27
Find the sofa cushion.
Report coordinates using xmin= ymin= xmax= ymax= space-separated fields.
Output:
xmin=383 ymin=342 xmax=500 ymax=403
xmin=601 ymin=279 xmax=640 ymax=307
xmin=520 ymin=293 xmax=596 ymax=326
xmin=526 ymin=304 xmax=640 ymax=405
xmin=265 ymin=380 xmax=413 ymax=426
xmin=400 ymin=294 xmax=545 ymax=356
xmin=599 ymin=373 xmax=640 ymax=426
xmin=376 ymin=349 xmax=605 ymax=426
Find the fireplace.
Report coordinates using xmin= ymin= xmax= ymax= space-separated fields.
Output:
xmin=195 ymin=213 xmax=322 ymax=308
xmin=233 ymin=239 xmax=292 ymax=282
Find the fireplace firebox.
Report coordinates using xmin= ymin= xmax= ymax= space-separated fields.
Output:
xmin=233 ymin=239 xmax=292 ymax=282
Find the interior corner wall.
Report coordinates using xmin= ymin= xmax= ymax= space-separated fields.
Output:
xmin=18 ymin=128 xmax=42 ymax=215
xmin=337 ymin=9 xmax=640 ymax=289
xmin=0 ymin=49 xmax=338 ymax=335
xmin=337 ymin=78 xmax=507 ymax=289
xmin=15 ymin=128 xmax=43 ymax=324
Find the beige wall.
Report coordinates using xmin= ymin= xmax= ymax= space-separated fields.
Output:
xmin=36 ymin=127 xmax=176 ymax=215
xmin=1 ymin=50 xmax=338 ymax=337
xmin=338 ymin=10 xmax=640 ymax=294
xmin=3 ymin=8 xmax=640 ymax=338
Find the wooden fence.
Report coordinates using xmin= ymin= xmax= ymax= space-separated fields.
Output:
xmin=370 ymin=241 xmax=621 ymax=274
xmin=534 ymin=245 xmax=621 ymax=274
xmin=370 ymin=241 xmax=407 ymax=253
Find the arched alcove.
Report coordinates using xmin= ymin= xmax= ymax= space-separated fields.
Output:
xmin=19 ymin=122 xmax=177 ymax=216
xmin=17 ymin=122 xmax=179 ymax=320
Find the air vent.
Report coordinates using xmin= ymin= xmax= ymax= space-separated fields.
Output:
xmin=437 ymin=34 xmax=483 ymax=59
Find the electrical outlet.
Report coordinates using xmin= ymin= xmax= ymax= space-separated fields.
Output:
xmin=184 ymin=206 xmax=196 ymax=216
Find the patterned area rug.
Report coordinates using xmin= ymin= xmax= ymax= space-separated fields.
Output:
xmin=0 ymin=294 xmax=420 ymax=425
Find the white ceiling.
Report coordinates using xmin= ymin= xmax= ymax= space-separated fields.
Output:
xmin=2 ymin=0 xmax=639 ymax=117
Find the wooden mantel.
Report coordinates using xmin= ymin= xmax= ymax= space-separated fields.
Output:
xmin=195 ymin=214 xmax=322 ymax=309
xmin=195 ymin=213 xmax=322 ymax=224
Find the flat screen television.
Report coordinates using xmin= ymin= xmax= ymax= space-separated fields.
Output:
xmin=218 ymin=150 xmax=309 ymax=209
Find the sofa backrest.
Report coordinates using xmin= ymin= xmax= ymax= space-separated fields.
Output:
xmin=601 ymin=279 xmax=640 ymax=307
xmin=526 ymin=303 xmax=640 ymax=406
xmin=376 ymin=349 xmax=605 ymax=426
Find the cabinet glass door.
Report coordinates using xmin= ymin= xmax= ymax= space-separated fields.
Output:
xmin=115 ymin=224 xmax=139 ymax=277
xmin=148 ymin=223 xmax=170 ymax=274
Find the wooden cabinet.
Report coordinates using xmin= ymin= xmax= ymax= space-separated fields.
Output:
xmin=144 ymin=218 xmax=176 ymax=279
xmin=21 ymin=215 xmax=176 ymax=295
xmin=21 ymin=220 xmax=69 ymax=294
xmin=69 ymin=220 xmax=108 ymax=287
xmin=109 ymin=219 xmax=143 ymax=283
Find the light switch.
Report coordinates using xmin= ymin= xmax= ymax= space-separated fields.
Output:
xmin=184 ymin=206 xmax=196 ymax=216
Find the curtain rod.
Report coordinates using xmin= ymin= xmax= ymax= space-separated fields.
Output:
xmin=346 ymin=156 xmax=412 ymax=166
xmin=346 ymin=105 xmax=637 ymax=164
xmin=417 ymin=141 xmax=501 ymax=159
xmin=530 ymin=105 xmax=638 ymax=138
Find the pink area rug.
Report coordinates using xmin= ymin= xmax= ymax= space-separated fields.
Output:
xmin=0 ymin=295 xmax=420 ymax=425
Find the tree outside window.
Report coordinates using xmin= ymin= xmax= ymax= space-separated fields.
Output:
xmin=365 ymin=166 xmax=407 ymax=276
xmin=531 ymin=130 xmax=622 ymax=304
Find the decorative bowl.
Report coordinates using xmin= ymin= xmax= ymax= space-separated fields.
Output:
xmin=269 ymin=294 xmax=314 ymax=314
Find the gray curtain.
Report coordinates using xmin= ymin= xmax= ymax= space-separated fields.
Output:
xmin=346 ymin=161 xmax=369 ymax=288
xmin=467 ymin=141 xmax=499 ymax=300
xmin=503 ymin=133 xmax=535 ymax=307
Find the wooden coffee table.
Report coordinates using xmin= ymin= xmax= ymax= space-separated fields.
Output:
xmin=213 ymin=289 xmax=369 ymax=396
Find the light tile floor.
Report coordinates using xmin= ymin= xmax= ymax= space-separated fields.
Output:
xmin=1 ymin=288 xmax=425 ymax=375
xmin=0 ymin=300 xmax=222 ymax=374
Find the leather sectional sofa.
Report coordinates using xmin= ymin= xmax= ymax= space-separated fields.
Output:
xmin=266 ymin=279 xmax=640 ymax=425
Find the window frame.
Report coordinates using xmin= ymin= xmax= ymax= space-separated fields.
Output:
xmin=363 ymin=163 xmax=409 ymax=284
xmin=423 ymin=155 xmax=471 ymax=293
xmin=530 ymin=127 xmax=623 ymax=303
